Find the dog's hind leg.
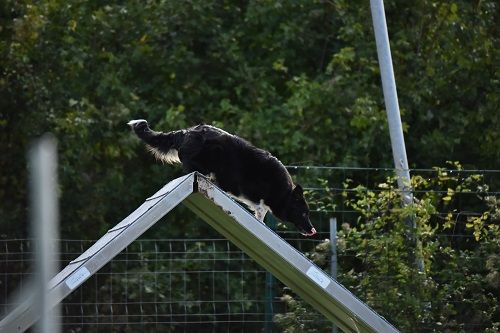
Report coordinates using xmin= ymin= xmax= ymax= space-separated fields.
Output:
xmin=208 ymin=172 xmax=217 ymax=182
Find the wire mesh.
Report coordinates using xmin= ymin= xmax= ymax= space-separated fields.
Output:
xmin=1 ymin=238 xmax=293 ymax=332
xmin=1 ymin=167 xmax=498 ymax=332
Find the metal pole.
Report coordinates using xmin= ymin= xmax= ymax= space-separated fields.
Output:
xmin=329 ymin=218 xmax=338 ymax=280
xmin=264 ymin=214 xmax=277 ymax=333
xmin=370 ymin=0 xmax=424 ymax=273
xmin=369 ymin=0 xmax=412 ymax=203
xmin=330 ymin=218 xmax=338 ymax=333
xmin=29 ymin=134 xmax=61 ymax=333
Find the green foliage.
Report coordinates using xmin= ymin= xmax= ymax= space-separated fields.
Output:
xmin=275 ymin=166 xmax=499 ymax=332
xmin=0 ymin=0 xmax=498 ymax=331
xmin=1 ymin=0 xmax=498 ymax=237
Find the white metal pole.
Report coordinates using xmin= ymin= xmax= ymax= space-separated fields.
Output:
xmin=29 ymin=135 xmax=61 ymax=333
xmin=370 ymin=0 xmax=425 ymax=273
xmin=370 ymin=0 xmax=412 ymax=205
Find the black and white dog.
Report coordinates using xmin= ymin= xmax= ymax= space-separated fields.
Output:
xmin=128 ymin=119 xmax=316 ymax=236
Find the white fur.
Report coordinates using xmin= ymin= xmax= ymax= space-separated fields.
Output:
xmin=254 ymin=200 xmax=270 ymax=222
xmin=128 ymin=119 xmax=181 ymax=164
xmin=127 ymin=119 xmax=147 ymax=126
xmin=148 ymin=146 xmax=181 ymax=164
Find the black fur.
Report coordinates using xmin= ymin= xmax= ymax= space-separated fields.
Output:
xmin=128 ymin=119 xmax=316 ymax=236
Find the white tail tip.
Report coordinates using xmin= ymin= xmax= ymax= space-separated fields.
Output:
xmin=127 ymin=119 xmax=148 ymax=126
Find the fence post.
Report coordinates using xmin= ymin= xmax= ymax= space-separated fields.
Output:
xmin=264 ymin=213 xmax=277 ymax=333
xmin=29 ymin=134 xmax=61 ymax=333
xmin=330 ymin=218 xmax=338 ymax=333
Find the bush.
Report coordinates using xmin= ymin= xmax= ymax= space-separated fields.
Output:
xmin=275 ymin=164 xmax=499 ymax=332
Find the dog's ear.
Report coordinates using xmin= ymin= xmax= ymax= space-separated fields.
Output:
xmin=293 ymin=184 xmax=303 ymax=196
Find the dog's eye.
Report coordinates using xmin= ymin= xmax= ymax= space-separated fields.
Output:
xmin=302 ymin=212 xmax=307 ymax=218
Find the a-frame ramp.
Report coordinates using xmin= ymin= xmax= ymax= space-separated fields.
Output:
xmin=0 ymin=173 xmax=399 ymax=333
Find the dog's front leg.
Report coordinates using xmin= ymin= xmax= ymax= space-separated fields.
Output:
xmin=254 ymin=200 xmax=268 ymax=222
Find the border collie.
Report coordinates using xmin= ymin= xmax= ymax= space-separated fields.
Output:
xmin=128 ymin=119 xmax=316 ymax=236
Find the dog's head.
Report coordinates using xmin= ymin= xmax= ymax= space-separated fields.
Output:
xmin=285 ymin=184 xmax=316 ymax=236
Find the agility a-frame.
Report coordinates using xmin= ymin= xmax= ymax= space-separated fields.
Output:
xmin=0 ymin=173 xmax=399 ymax=333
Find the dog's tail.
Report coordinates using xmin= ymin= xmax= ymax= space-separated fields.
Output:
xmin=127 ymin=119 xmax=184 ymax=164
